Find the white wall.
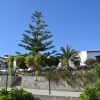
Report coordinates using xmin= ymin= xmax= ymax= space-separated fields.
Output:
xmin=78 ymin=51 xmax=87 ymax=66
xmin=13 ymin=60 xmax=17 ymax=70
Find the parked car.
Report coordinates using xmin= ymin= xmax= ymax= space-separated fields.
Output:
xmin=41 ymin=65 xmax=49 ymax=71
xmin=27 ymin=67 xmax=34 ymax=72
xmin=15 ymin=67 xmax=24 ymax=73
xmin=0 ymin=69 xmax=7 ymax=73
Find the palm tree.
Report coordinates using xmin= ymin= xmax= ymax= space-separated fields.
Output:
xmin=60 ymin=45 xmax=78 ymax=69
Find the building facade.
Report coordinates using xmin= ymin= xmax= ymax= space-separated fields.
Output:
xmin=79 ymin=51 xmax=100 ymax=66
xmin=0 ymin=57 xmax=7 ymax=70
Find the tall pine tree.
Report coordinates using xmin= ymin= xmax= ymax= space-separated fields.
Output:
xmin=19 ymin=11 xmax=55 ymax=55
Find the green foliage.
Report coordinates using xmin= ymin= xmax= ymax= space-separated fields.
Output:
xmin=82 ymin=71 xmax=97 ymax=87
xmin=34 ymin=70 xmax=41 ymax=76
xmin=85 ymin=58 xmax=97 ymax=66
xmin=9 ymin=68 xmax=15 ymax=76
xmin=45 ymin=71 xmax=60 ymax=83
xmin=0 ymin=96 xmax=12 ymax=100
xmin=59 ymin=45 xmax=78 ymax=68
xmin=19 ymin=11 xmax=55 ymax=55
xmin=0 ymin=88 xmax=12 ymax=100
xmin=73 ymin=59 xmax=80 ymax=65
xmin=7 ymin=56 xmax=14 ymax=76
xmin=44 ymin=69 xmax=98 ymax=86
xmin=16 ymin=56 xmax=21 ymax=68
xmin=34 ymin=54 xmax=42 ymax=69
xmin=93 ymin=64 xmax=100 ymax=77
xmin=0 ymin=88 xmax=7 ymax=96
xmin=8 ymin=87 xmax=34 ymax=100
xmin=62 ymin=71 xmax=82 ymax=87
xmin=7 ymin=56 xmax=14 ymax=69
xmin=60 ymin=45 xmax=78 ymax=60
xmin=25 ymin=55 xmax=34 ymax=67
xmin=46 ymin=56 xmax=59 ymax=67
xmin=79 ymin=87 xmax=96 ymax=100
xmin=41 ymin=55 xmax=47 ymax=66
xmin=95 ymin=82 xmax=100 ymax=91
xmin=16 ymin=56 xmax=27 ymax=70
xmin=71 ymin=55 xmax=81 ymax=69
xmin=0 ymin=88 xmax=34 ymax=100
xmin=79 ymin=82 xmax=100 ymax=100
xmin=25 ymin=54 xmax=42 ymax=70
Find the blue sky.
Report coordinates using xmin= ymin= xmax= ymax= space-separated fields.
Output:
xmin=0 ymin=0 xmax=100 ymax=56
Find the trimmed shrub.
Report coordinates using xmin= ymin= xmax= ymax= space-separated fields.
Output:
xmin=79 ymin=82 xmax=100 ymax=100
xmin=93 ymin=64 xmax=100 ymax=77
xmin=0 ymin=88 xmax=34 ymax=100
xmin=35 ymin=70 xmax=41 ymax=76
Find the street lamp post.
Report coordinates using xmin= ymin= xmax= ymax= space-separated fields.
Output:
xmin=49 ymin=69 xmax=51 ymax=95
xmin=6 ymin=70 xmax=8 ymax=92
xmin=47 ymin=56 xmax=51 ymax=95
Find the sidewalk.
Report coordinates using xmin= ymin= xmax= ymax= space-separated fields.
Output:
xmin=24 ymin=89 xmax=81 ymax=97
xmin=0 ymin=87 xmax=81 ymax=97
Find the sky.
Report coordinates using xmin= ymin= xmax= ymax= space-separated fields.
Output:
xmin=0 ymin=0 xmax=100 ymax=56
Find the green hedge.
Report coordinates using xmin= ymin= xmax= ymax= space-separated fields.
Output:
xmin=0 ymin=87 xmax=34 ymax=100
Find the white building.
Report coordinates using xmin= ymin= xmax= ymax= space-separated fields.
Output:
xmin=79 ymin=51 xmax=100 ymax=66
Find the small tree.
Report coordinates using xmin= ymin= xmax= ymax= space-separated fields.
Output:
xmin=34 ymin=54 xmax=42 ymax=69
xmin=16 ymin=56 xmax=27 ymax=71
xmin=7 ymin=56 xmax=14 ymax=76
xmin=25 ymin=55 xmax=42 ymax=76
xmin=25 ymin=55 xmax=34 ymax=68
